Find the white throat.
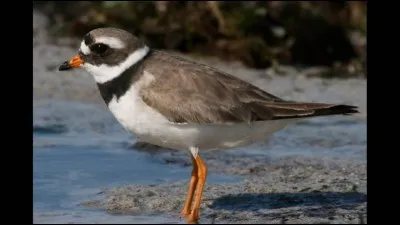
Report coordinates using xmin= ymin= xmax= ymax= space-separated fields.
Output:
xmin=82 ymin=45 xmax=150 ymax=84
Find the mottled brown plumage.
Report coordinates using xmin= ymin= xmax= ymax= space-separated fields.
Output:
xmin=140 ymin=51 xmax=358 ymax=124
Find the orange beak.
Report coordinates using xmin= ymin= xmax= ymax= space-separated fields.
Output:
xmin=59 ymin=54 xmax=84 ymax=71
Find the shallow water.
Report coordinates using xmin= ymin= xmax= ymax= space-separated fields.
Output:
xmin=33 ymin=100 xmax=366 ymax=224
xmin=33 ymin=10 xmax=366 ymax=223
xmin=33 ymin=100 xmax=243 ymax=223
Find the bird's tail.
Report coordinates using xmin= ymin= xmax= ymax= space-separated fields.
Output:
xmin=258 ymin=102 xmax=359 ymax=120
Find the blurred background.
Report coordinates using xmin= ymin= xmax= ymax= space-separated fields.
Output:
xmin=34 ymin=1 xmax=366 ymax=76
xmin=33 ymin=1 xmax=366 ymax=224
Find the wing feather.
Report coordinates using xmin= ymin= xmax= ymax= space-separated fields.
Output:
xmin=140 ymin=51 xmax=358 ymax=124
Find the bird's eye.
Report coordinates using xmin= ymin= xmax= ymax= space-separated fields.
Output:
xmin=91 ymin=43 xmax=109 ymax=54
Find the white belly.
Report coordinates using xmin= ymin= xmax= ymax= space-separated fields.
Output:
xmin=157 ymin=119 xmax=298 ymax=151
xmin=108 ymin=85 xmax=299 ymax=152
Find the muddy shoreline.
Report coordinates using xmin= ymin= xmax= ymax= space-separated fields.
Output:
xmin=81 ymin=155 xmax=366 ymax=224
xmin=34 ymin=10 xmax=367 ymax=224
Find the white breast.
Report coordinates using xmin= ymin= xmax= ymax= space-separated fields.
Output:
xmin=107 ymin=71 xmax=171 ymax=143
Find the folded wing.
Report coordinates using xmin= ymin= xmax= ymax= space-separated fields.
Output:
xmin=140 ymin=51 xmax=359 ymax=124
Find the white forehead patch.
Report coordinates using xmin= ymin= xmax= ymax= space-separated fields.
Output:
xmin=95 ymin=36 xmax=125 ymax=49
xmin=80 ymin=41 xmax=91 ymax=55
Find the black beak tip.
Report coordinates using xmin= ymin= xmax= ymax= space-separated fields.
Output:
xmin=58 ymin=61 xmax=71 ymax=71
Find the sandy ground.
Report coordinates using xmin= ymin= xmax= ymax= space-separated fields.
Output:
xmin=34 ymin=10 xmax=367 ymax=224
xmin=81 ymin=156 xmax=366 ymax=224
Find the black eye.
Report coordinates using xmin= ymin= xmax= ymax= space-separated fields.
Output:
xmin=91 ymin=43 xmax=109 ymax=54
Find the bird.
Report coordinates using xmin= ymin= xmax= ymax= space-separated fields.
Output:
xmin=58 ymin=27 xmax=359 ymax=224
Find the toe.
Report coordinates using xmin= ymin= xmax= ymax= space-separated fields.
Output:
xmin=186 ymin=211 xmax=199 ymax=224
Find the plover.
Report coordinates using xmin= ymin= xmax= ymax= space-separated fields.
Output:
xmin=59 ymin=27 xmax=359 ymax=224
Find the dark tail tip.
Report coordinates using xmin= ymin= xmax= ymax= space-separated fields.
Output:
xmin=323 ymin=104 xmax=360 ymax=116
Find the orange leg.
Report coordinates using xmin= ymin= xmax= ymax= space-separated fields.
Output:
xmin=180 ymin=156 xmax=198 ymax=216
xmin=186 ymin=155 xmax=208 ymax=224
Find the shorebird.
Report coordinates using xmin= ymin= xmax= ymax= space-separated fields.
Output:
xmin=58 ymin=27 xmax=358 ymax=223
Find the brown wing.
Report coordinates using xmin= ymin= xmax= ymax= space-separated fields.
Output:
xmin=140 ymin=51 xmax=358 ymax=124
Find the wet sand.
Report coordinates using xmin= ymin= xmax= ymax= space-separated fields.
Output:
xmin=33 ymin=10 xmax=366 ymax=224
xmin=83 ymin=156 xmax=366 ymax=224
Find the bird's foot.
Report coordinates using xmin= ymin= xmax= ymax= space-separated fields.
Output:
xmin=185 ymin=210 xmax=199 ymax=224
xmin=179 ymin=209 xmax=190 ymax=217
